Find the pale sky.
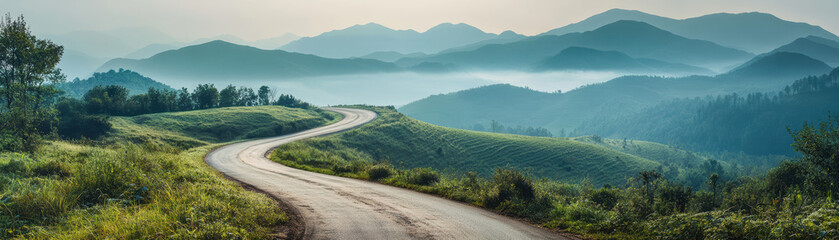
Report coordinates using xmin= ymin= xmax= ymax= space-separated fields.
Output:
xmin=6 ymin=0 xmax=839 ymax=41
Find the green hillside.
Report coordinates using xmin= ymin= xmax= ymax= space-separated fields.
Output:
xmin=273 ymin=106 xmax=663 ymax=186
xmin=58 ymin=69 xmax=173 ymax=98
xmin=400 ymin=62 xmax=835 ymax=142
xmin=97 ymin=40 xmax=400 ymax=80
xmin=108 ymin=105 xmax=340 ymax=147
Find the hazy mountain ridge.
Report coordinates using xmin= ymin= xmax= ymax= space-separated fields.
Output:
xmin=537 ymin=46 xmax=713 ymax=75
xmin=280 ymin=22 xmax=499 ymax=58
xmin=97 ymin=40 xmax=400 ymax=81
xmin=542 ymin=8 xmax=839 ymax=53
xmin=397 ymin=20 xmax=753 ymax=72
xmin=767 ymin=36 xmax=839 ymax=67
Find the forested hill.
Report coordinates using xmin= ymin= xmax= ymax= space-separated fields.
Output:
xmin=577 ymin=67 xmax=839 ymax=155
xmin=402 ymin=65 xmax=831 ymax=138
xmin=59 ymin=69 xmax=174 ymax=98
xmin=97 ymin=40 xmax=400 ymax=81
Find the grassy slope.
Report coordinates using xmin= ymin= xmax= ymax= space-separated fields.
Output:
xmin=0 ymin=106 xmax=339 ymax=239
xmin=277 ymin=106 xmax=661 ymax=186
xmin=571 ymin=135 xmax=708 ymax=167
xmin=108 ymin=106 xmax=340 ymax=147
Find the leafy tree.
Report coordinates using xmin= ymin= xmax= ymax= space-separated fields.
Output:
xmin=55 ymin=98 xmax=110 ymax=139
xmin=258 ymin=85 xmax=272 ymax=106
xmin=237 ymin=87 xmax=257 ymax=106
xmin=790 ymin=114 xmax=839 ymax=193
xmin=218 ymin=85 xmax=238 ymax=107
xmin=192 ymin=84 xmax=218 ymax=109
xmin=177 ymin=87 xmax=192 ymax=111
xmin=83 ymin=85 xmax=128 ymax=115
xmin=0 ymin=14 xmax=64 ymax=152
xmin=274 ymin=94 xmax=310 ymax=109
xmin=146 ymin=87 xmax=176 ymax=113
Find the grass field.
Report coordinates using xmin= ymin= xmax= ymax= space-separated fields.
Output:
xmin=0 ymin=106 xmax=338 ymax=239
xmin=273 ymin=106 xmax=665 ymax=187
xmin=270 ymin=106 xmax=839 ymax=239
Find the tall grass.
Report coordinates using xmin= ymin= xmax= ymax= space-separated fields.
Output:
xmin=1 ymin=106 xmax=335 ymax=239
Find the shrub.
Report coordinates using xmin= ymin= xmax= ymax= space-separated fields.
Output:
xmin=406 ymin=168 xmax=440 ymax=186
xmin=367 ymin=165 xmax=392 ymax=180
xmin=484 ymin=169 xmax=535 ymax=209
xmin=589 ymin=188 xmax=619 ymax=210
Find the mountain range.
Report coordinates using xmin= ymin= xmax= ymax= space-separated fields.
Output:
xmin=280 ymin=23 xmax=499 ymax=58
xmin=397 ymin=20 xmax=753 ymax=72
xmin=98 ymin=40 xmax=399 ymax=81
xmin=542 ymin=8 xmax=839 ymax=54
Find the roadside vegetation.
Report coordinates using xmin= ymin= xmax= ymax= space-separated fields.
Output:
xmin=0 ymin=15 xmax=337 ymax=239
xmin=0 ymin=104 xmax=335 ymax=239
xmin=271 ymin=106 xmax=839 ymax=239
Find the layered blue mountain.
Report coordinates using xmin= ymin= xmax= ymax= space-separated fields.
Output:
xmin=541 ymin=9 xmax=839 ymax=54
xmin=397 ymin=20 xmax=752 ymax=72
xmin=537 ymin=47 xmax=713 ymax=75
xmin=723 ymin=52 xmax=831 ymax=80
xmin=280 ymin=23 xmax=498 ymax=58
xmin=98 ymin=40 xmax=399 ymax=80
xmin=766 ymin=36 xmax=839 ymax=67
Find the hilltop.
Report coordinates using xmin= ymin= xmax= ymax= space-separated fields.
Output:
xmin=58 ymin=69 xmax=174 ymax=98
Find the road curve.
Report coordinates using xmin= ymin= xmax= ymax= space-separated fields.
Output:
xmin=206 ymin=107 xmax=564 ymax=240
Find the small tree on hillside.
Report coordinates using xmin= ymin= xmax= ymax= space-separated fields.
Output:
xmin=258 ymin=85 xmax=271 ymax=106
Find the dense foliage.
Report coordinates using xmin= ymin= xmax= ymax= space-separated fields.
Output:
xmin=579 ymin=68 xmax=839 ymax=156
xmin=0 ymin=15 xmax=64 ymax=152
xmin=58 ymin=69 xmax=174 ymax=98
xmin=273 ymin=106 xmax=839 ymax=239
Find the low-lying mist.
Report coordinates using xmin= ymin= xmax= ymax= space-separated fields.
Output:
xmin=149 ymin=70 xmax=697 ymax=106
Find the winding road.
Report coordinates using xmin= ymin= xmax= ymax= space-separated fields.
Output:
xmin=206 ymin=107 xmax=564 ymax=240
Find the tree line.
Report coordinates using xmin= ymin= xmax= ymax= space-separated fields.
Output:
xmin=56 ymin=84 xmax=312 ymax=139
xmin=0 ymin=15 xmax=314 ymax=149
xmin=471 ymin=120 xmax=553 ymax=137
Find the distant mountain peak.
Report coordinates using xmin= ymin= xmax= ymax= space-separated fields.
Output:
xmin=725 ymin=51 xmax=831 ymax=78
xmin=589 ymin=20 xmax=670 ymax=36
xmin=424 ymin=22 xmax=486 ymax=34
